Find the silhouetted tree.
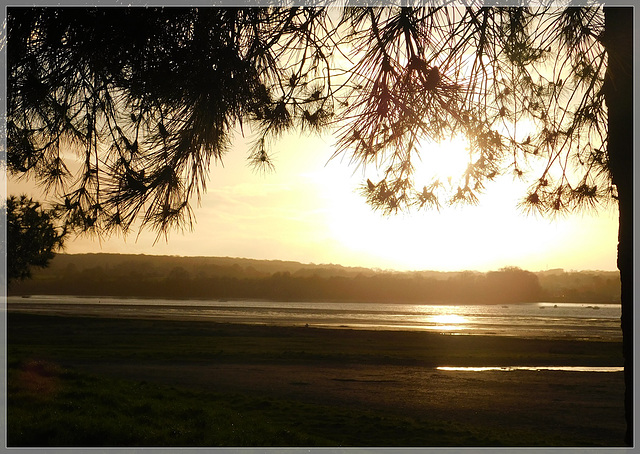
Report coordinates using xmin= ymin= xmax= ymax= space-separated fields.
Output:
xmin=6 ymin=6 xmax=633 ymax=443
xmin=5 ymin=195 xmax=67 ymax=285
xmin=484 ymin=267 xmax=542 ymax=304
xmin=7 ymin=8 xmax=336 ymax=236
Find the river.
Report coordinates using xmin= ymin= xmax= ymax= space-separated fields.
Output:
xmin=6 ymin=295 xmax=622 ymax=342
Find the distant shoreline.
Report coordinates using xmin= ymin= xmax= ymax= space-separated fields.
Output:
xmin=9 ymin=293 xmax=622 ymax=305
xmin=10 ymin=253 xmax=621 ymax=305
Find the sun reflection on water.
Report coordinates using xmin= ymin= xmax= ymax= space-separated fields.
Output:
xmin=437 ymin=366 xmax=623 ymax=372
xmin=430 ymin=314 xmax=468 ymax=330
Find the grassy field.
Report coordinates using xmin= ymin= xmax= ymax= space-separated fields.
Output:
xmin=8 ymin=358 xmax=536 ymax=447
xmin=6 ymin=311 xmax=626 ymax=447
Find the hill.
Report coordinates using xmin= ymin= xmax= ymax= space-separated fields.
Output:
xmin=8 ymin=253 xmax=621 ymax=304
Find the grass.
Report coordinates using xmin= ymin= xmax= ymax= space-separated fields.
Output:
xmin=8 ymin=358 xmax=536 ymax=447
xmin=6 ymin=312 xmax=625 ymax=447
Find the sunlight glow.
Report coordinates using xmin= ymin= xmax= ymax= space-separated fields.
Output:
xmin=10 ymin=129 xmax=618 ymax=273
xmin=414 ymin=136 xmax=471 ymax=184
xmin=431 ymin=314 xmax=468 ymax=325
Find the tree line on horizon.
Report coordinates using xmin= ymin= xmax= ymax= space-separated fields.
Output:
xmin=8 ymin=254 xmax=620 ymax=305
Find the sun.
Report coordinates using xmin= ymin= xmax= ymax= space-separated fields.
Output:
xmin=413 ymin=136 xmax=471 ymax=186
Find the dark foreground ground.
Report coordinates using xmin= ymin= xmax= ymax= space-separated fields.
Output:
xmin=5 ymin=311 xmax=626 ymax=447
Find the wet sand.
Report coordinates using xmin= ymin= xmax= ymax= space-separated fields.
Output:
xmin=6 ymin=309 xmax=627 ymax=446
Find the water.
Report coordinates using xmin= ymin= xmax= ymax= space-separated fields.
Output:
xmin=6 ymin=295 xmax=622 ymax=342
xmin=437 ymin=366 xmax=624 ymax=372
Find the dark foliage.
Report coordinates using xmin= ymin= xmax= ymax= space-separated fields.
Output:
xmin=8 ymin=7 xmax=336 ymax=236
xmin=7 ymin=7 xmax=612 ymax=233
xmin=9 ymin=253 xmax=620 ymax=305
xmin=6 ymin=195 xmax=67 ymax=285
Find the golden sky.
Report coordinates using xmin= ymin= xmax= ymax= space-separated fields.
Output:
xmin=6 ymin=130 xmax=618 ymax=272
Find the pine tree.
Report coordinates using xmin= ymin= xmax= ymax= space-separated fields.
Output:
xmin=5 ymin=195 xmax=67 ymax=285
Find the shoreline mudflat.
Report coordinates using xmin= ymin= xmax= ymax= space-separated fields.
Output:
xmin=6 ymin=311 xmax=626 ymax=446
xmin=6 ymin=296 xmax=623 ymax=342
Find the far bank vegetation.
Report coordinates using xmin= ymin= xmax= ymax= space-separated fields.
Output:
xmin=9 ymin=254 xmax=621 ymax=305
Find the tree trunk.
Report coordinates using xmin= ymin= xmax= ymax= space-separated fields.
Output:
xmin=602 ymin=7 xmax=633 ymax=447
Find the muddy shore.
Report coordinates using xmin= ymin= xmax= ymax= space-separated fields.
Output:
xmin=6 ymin=310 xmax=626 ymax=446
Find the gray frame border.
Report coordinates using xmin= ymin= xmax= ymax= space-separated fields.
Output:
xmin=0 ymin=2 xmax=636 ymax=453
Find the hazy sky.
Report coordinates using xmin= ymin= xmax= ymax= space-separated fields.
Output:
xmin=7 ymin=127 xmax=619 ymax=272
